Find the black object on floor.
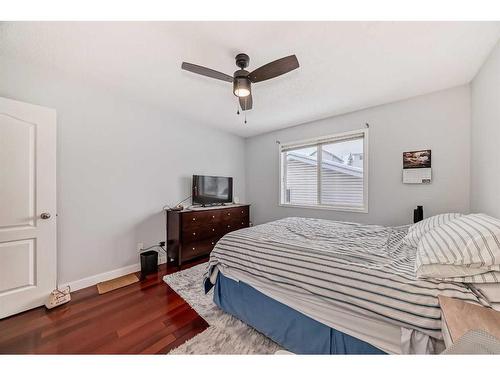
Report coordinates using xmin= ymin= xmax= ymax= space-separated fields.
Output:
xmin=140 ymin=250 xmax=158 ymax=279
xmin=413 ymin=206 xmax=423 ymax=223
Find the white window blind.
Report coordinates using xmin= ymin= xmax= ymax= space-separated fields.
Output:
xmin=279 ymin=129 xmax=368 ymax=212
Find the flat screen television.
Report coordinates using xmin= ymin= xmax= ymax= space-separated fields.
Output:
xmin=192 ymin=175 xmax=233 ymax=206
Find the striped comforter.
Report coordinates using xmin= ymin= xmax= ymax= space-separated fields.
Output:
xmin=205 ymin=217 xmax=486 ymax=339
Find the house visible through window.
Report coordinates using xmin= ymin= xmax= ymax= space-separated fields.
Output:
xmin=279 ymin=129 xmax=368 ymax=212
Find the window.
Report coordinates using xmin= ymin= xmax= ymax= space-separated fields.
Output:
xmin=279 ymin=129 xmax=368 ymax=212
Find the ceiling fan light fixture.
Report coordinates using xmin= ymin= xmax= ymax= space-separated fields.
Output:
xmin=234 ymin=88 xmax=250 ymax=97
xmin=233 ymin=77 xmax=251 ymax=97
xmin=181 ymin=53 xmax=299 ymax=113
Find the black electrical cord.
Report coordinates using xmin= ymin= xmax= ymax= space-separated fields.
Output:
xmin=140 ymin=244 xmax=166 ymax=255
xmin=162 ymin=195 xmax=192 ymax=211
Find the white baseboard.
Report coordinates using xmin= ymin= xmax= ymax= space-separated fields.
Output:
xmin=61 ymin=258 xmax=166 ymax=292
xmin=61 ymin=263 xmax=141 ymax=292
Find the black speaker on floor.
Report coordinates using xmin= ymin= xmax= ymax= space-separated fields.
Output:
xmin=413 ymin=206 xmax=423 ymax=223
xmin=140 ymin=250 xmax=158 ymax=279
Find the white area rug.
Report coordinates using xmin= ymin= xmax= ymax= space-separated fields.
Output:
xmin=163 ymin=263 xmax=281 ymax=354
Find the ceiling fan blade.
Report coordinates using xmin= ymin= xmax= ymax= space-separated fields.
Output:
xmin=239 ymin=94 xmax=253 ymax=111
xmin=181 ymin=62 xmax=233 ymax=83
xmin=247 ymin=55 xmax=299 ymax=83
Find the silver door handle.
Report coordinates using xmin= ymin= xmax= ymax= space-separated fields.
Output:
xmin=40 ymin=212 xmax=51 ymax=219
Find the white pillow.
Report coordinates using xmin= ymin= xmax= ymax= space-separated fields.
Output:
xmin=403 ymin=213 xmax=463 ymax=248
xmin=415 ymin=213 xmax=500 ymax=283
xmin=473 ymin=283 xmax=500 ymax=303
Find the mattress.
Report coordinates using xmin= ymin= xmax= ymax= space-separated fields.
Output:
xmin=214 ymin=271 xmax=386 ymax=354
xmin=205 ymin=217 xmax=488 ymax=353
xmin=215 ymin=265 xmax=426 ymax=354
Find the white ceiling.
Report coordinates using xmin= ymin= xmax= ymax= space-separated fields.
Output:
xmin=1 ymin=22 xmax=499 ymax=137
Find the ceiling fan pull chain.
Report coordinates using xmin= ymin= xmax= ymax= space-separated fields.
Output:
xmin=236 ymin=99 xmax=240 ymax=115
xmin=244 ymin=97 xmax=248 ymax=124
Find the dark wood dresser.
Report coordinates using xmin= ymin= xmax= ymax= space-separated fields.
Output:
xmin=166 ymin=204 xmax=250 ymax=266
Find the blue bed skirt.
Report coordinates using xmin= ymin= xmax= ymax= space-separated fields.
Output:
xmin=213 ymin=273 xmax=385 ymax=355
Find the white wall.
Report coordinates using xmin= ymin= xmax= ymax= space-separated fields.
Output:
xmin=0 ymin=52 xmax=481 ymax=286
xmin=0 ymin=56 xmax=246 ymax=285
xmin=471 ymin=40 xmax=500 ymax=218
xmin=246 ymin=86 xmax=471 ymax=227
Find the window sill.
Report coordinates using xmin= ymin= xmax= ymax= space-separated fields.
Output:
xmin=278 ymin=203 xmax=368 ymax=213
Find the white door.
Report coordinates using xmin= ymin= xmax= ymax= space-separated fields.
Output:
xmin=0 ymin=96 xmax=57 ymax=319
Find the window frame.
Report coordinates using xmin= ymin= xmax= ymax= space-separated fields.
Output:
xmin=278 ymin=128 xmax=369 ymax=213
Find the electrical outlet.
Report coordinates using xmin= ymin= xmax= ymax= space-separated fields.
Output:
xmin=137 ymin=242 xmax=143 ymax=252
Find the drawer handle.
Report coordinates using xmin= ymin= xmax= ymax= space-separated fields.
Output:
xmin=211 ymin=242 xmax=215 ymax=245
xmin=227 ymin=225 xmax=231 ymax=228
xmin=192 ymin=218 xmax=196 ymax=221
xmin=227 ymin=213 xmax=231 ymax=216
xmin=241 ymin=211 xmax=244 ymax=213
xmin=192 ymin=247 xmax=196 ymax=251
xmin=241 ymin=222 xmax=244 ymax=225
xmin=212 ymin=215 xmax=215 ymax=218
xmin=193 ymin=232 xmax=196 ymax=236
xmin=212 ymin=228 xmax=215 ymax=232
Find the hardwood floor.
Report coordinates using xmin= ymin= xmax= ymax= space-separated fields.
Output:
xmin=0 ymin=259 xmax=209 ymax=354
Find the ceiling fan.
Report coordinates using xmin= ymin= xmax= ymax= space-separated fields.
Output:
xmin=181 ymin=53 xmax=299 ymax=112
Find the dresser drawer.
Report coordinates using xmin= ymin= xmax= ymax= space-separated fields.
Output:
xmin=182 ymin=224 xmax=223 ymax=243
xmin=221 ymin=219 xmax=249 ymax=232
xmin=181 ymin=238 xmax=219 ymax=261
xmin=183 ymin=210 xmax=222 ymax=225
xmin=221 ymin=206 xmax=249 ymax=221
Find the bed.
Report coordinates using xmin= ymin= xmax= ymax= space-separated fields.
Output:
xmin=204 ymin=217 xmax=490 ymax=354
